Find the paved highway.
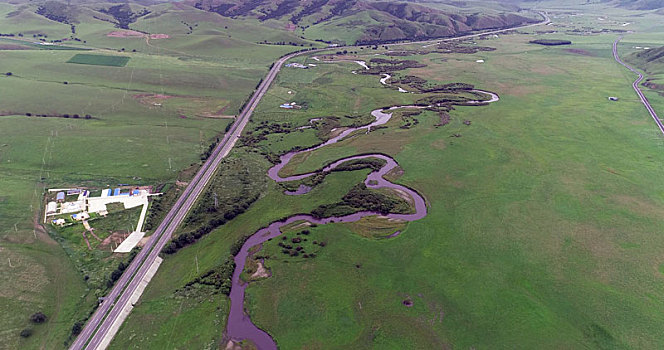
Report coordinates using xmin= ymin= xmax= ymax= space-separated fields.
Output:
xmin=70 ymin=13 xmax=552 ymax=350
xmin=613 ymin=36 xmax=664 ymax=134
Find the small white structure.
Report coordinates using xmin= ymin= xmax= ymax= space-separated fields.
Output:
xmin=71 ymin=212 xmax=90 ymax=221
xmin=608 ymin=96 xmax=619 ymax=101
xmin=52 ymin=218 xmax=66 ymax=226
xmin=46 ymin=202 xmax=58 ymax=214
xmin=285 ymin=62 xmax=308 ymax=69
xmin=476 ymin=59 xmax=485 ymax=63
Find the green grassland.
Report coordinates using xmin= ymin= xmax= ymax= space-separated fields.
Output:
xmin=3 ymin=0 xmax=664 ymax=349
xmin=109 ymin=150 xmax=373 ymax=349
xmin=67 ymin=53 xmax=130 ymax=67
xmin=0 ymin=1 xmax=314 ymax=347
xmin=111 ymin=4 xmax=664 ymax=350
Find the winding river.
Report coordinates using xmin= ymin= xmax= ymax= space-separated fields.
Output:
xmin=224 ymin=81 xmax=499 ymax=349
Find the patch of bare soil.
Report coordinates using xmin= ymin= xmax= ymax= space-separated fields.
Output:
xmin=530 ymin=65 xmax=563 ymax=75
xmin=107 ymin=30 xmax=145 ymax=38
xmin=612 ymin=194 xmax=664 ymax=218
xmin=224 ymin=339 xmax=256 ymax=350
xmin=376 ymin=215 xmax=406 ymax=223
xmin=133 ymin=93 xmax=174 ymax=106
xmin=384 ymin=166 xmax=404 ymax=182
xmin=390 ymin=187 xmax=414 ymax=205
xmin=430 ymin=139 xmax=447 ymax=150
xmin=137 ymin=236 xmax=150 ymax=248
xmin=564 ymin=48 xmax=594 ymax=56
xmin=203 ymin=104 xmax=231 ymax=119
xmin=32 ymin=212 xmax=55 ymax=245
xmin=0 ymin=44 xmax=29 ymax=50
xmin=290 ymin=222 xmax=312 ymax=231
xmin=327 ymin=127 xmax=349 ymax=139
xmin=251 ymin=261 xmax=271 ymax=279
xmin=100 ymin=231 xmax=127 ymax=248
xmin=107 ymin=31 xmax=169 ymax=39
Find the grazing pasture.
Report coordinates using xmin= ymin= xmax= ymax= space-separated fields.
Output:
xmin=0 ymin=3 xmax=304 ymax=347
xmin=3 ymin=0 xmax=664 ymax=348
xmin=112 ymin=4 xmax=664 ymax=350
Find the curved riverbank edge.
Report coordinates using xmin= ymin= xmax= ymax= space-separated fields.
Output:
xmin=224 ymin=89 xmax=500 ymax=348
xmin=225 ymin=154 xmax=427 ymax=350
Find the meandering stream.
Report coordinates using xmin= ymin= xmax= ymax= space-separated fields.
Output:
xmin=224 ymin=74 xmax=499 ymax=349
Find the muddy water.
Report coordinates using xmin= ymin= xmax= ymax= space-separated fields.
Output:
xmin=225 ymin=92 xmax=499 ymax=349
xmin=224 ymin=106 xmax=428 ymax=349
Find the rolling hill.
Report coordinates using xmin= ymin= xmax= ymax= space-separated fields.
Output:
xmin=2 ymin=0 xmax=541 ymax=46
xmin=189 ymin=0 xmax=541 ymax=44
xmin=629 ymin=45 xmax=664 ymax=91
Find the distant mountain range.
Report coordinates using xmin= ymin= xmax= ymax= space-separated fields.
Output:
xmin=13 ymin=0 xmax=543 ymax=45
xmin=188 ymin=0 xmax=540 ymax=44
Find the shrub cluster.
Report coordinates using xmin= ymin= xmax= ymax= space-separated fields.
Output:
xmin=276 ymin=230 xmax=323 ymax=258
xmin=30 ymin=312 xmax=47 ymax=324
xmin=362 ymin=58 xmax=426 ymax=74
xmin=183 ymin=256 xmax=236 ymax=295
xmin=311 ymin=183 xmax=410 ymax=218
xmin=529 ymin=39 xmax=572 ymax=46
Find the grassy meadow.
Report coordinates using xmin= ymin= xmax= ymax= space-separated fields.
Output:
xmin=111 ymin=4 xmax=664 ymax=350
xmin=3 ymin=0 xmax=664 ymax=349
xmin=0 ymin=2 xmax=310 ymax=347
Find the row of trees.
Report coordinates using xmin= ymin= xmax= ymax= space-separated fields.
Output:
xmin=24 ymin=112 xmax=94 ymax=119
xmin=162 ymin=193 xmax=259 ymax=255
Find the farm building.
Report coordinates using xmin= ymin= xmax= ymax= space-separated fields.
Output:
xmin=56 ymin=192 xmax=65 ymax=202
xmin=77 ymin=190 xmax=89 ymax=201
xmin=63 ymin=201 xmax=83 ymax=213
xmin=280 ymin=104 xmax=294 ymax=109
xmin=46 ymin=202 xmax=58 ymax=214
xmin=52 ymin=218 xmax=65 ymax=226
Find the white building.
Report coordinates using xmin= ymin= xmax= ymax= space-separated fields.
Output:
xmin=46 ymin=202 xmax=58 ymax=214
